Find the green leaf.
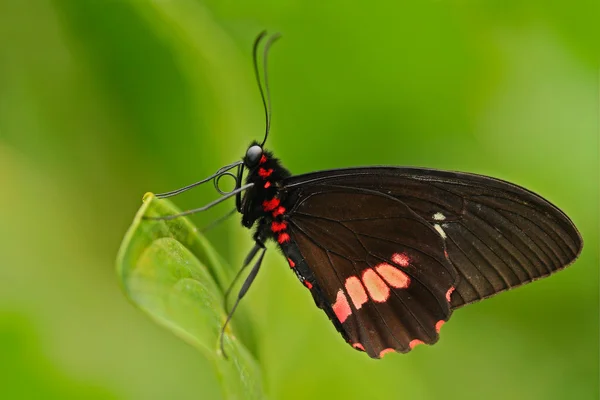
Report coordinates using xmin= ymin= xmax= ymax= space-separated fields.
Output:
xmin=116 ymin=193 xmax=265 ymax=400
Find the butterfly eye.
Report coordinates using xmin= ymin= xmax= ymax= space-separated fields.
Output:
xmin=245 ymin=145 xmax=263 ymax=167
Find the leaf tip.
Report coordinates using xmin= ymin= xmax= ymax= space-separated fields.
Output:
xmin=143 ymin=192 xmax=155 ymax=203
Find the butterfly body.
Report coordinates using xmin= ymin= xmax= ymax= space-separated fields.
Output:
xmin=241 ymin=145 xmax=321 ymax=295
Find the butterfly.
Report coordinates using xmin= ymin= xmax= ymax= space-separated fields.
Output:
xmin=151 ymin=32 xmax=583 ymax=359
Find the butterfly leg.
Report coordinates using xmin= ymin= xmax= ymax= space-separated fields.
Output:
xmin=199 ymin=207 xmax=237 ymax=234
xmin=223 ymin=240 xmax=264 ymax=312
xmin=144 ymin=183 xmax=253 ymax=221
xmin=219 ymin=235 xmax=267 ymax=358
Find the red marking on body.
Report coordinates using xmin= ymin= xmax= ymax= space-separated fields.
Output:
xmin=444 ymin=249 xmax=449 ymax=258
xmin=345 ymin=276 xmax=368 ymax=309
xmin=445 ymin=286 xmax=455 ymax=302
xmin=277 ymin=233 xmax=290 ymax=244
xmin=409 ymin=339 xmax=424 ymax=349
xmin=304 ymin=280 xmax=313 ymax=289
xmin=332 ymin=290 xmax=351 ymax=323
xmin=271 ymin=221 xmax=288 ymax=232
xmin=264 ymin=181 xmax=271 ymax=189
xmin=375 ymin=263 xmax=410 ymax=289
xmin=272 ymin=206 xmax=286 ymax=217
xmin=262 ymin=197 xmax=280 ymax=211
xmin=435 ymin=320 xmax=445 ymax=333
xmin=259 ymin=154 xmax=267 ymax=164
xmin=353 ymin=343 xmax=365 ymax=351
xmin=258 ymin=168 xmax=273 ymax=178
xmin=379 ymin=348 xmax=395 ymax=358
xmin=362 ymin=269 xmax=390 ymax=302
xmin=287 ymin=258 xmax=295 ymax=268
xmin=391 ymin=253 xmax=410 ymax=267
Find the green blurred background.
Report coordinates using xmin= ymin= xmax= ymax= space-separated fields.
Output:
xmin=1 ymin=0 xmax=597 ymax=399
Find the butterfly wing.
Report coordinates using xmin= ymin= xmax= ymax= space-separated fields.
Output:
xmin=280 ymin=167 xmax=582 ymax=357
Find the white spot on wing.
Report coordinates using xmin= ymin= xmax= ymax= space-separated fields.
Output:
xmin=433 ymin=212 xmax=446 ymax=221
xmin=434 ymin=224 xmax=447 ymax=239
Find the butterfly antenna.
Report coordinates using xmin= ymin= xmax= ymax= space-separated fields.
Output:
xmin=253 ymin=31 xmax=281 ymax=147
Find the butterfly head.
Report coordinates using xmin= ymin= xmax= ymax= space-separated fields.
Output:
xmin=244 ymin=143 xmax=264 ymax=169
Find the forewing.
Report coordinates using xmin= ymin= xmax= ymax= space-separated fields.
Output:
xmin=283 ymin=186 xmax=458 ymax=358
xmin=284 ymin=167 xmax=582 ymax=309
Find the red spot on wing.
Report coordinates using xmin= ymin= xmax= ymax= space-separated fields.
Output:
xmin=259 ymin=154 xmax=267 ymax=164
xmin=391 ymin=253 xmax=410 ymax=267
xmin=272 ymin=206 xmax=286 ymax=217
xmin=262 ymin=198 xmax=280 ymax=211
xmin=277 ymin=233 xmax=290 ymax=244
xmin=258 ymin=168 xmax=273 ymax=178
xmin=264 ymin=181 xmax=271 ymax=189
xmin=445 ymin=286 xmax=455 ymax=302
xmin=332 ymin=290 xmax=351 ymax=323
xmin=375 ymin=263 xmax=410 ymax=289
xmin=435 ymin=320 xmax=445 ymax=333
xmin=345 ymin=276 xmax=368 ymax=309
xmin=353 ymin=343 xmax=365 ymax=351
xmin=379 ymin=348 xmax=395 ymax=358
xmin=409 ymin=339 xmax=424 ymax=349
xmin=271 ymin=221 xmax=288 ymax=232
xmin=287 ymin=258 xmax=295 ymax=268
xmin=304 ymin=280 xmax=313 ymax=289
xmin=362 ymin=269 xmax=390 ymax=302
xmin=444 ymin=249 xmax=449 ymax=258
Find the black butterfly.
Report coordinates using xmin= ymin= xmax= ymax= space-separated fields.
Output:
xmin=151 ymin=32 xmax=583 ymax=359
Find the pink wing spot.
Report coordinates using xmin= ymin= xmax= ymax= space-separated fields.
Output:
xmin=345 ymin=276 xmax=368 ymax=309
xmin=332 ymin=290 xmax=351 ymax=323
xmin=375 ymin=263 xmax=410 ymax=289
xmin=258 ymin=168 xmax=273 ymax=178
xmin=409 ymin=339 xmax=424 ymax=349
xmin=272 ymin=206 xmax=286 ymax=217
xmin=379 ymin=348 xmax=395 ymax=358
xmin=435 ymin=320 xmax=445 ymax=333
xmin=304 ymin=280 xmax=313 ymax=289
xmin=352 ymin=343 xmax=365 ymax=351
xmin=262 ymin=198 xmax=280 ymax=211
xmin=287 ymin=258 xmax=295 ymax=268
xmin=445 ymin=286 xmax=455 ymax=302
xmin=259 ymin=154 xmax=267 ymax=164
xmin=353 ymin=343 xmax=365 ymax=351
xmin=277 ymin=233 xmax=290 ymax=244
xmin=264 ymin=181 xmax=271 ymax=189
xmin=362 ymin=268 xmax=390 ymax=302
xmin=271 ymin=221 xmax=288 ymax=232
xmin=391 ymin=253 xmax=410 ymax=267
